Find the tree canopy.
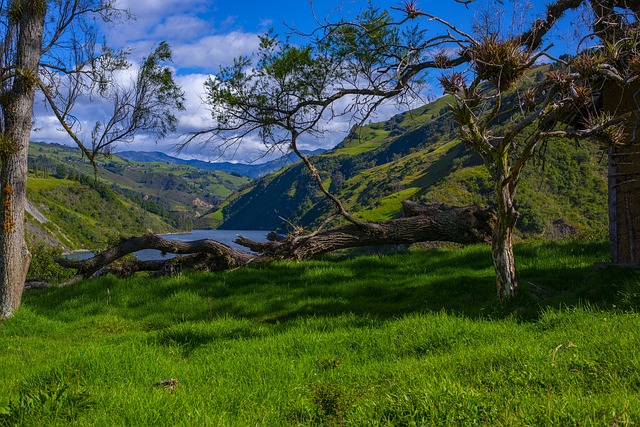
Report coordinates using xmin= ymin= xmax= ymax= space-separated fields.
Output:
xmin=193 ymin=0 xmax=639 ymax=300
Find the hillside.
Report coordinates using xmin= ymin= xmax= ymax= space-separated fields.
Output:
xmin=26 ymin=142 xmax=250 ymax=250
xmin=211 ymin=87 xmax=608 ymax=238
xmin=26 ymin=175 xmax=172 ymax=250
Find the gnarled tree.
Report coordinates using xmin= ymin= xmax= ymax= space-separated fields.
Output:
xmin=53 ymin=201 xmax=495 ymax=283
xmin=50 ymin=1 xmax=639 ymax=302
xmin=185 ymin=1 xmax=632 ymax=300
xmin=0 ymin=0 xmax=184 ymax=318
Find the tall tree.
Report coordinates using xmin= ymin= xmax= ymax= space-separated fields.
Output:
xmin=585 ymin=0 xmax=640 ymax=264
xmin=193 ymin=0 xmax=633 ymax=301
xmin=0 ymin=0 xmax=184 ymax=318
xmin=457 ymin=0 xmax=640 ymax=263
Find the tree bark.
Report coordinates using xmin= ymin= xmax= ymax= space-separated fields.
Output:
xmin=53 ymin=202 xmax=495 ymax=279
xmin=603 ymin=80 xmax=640 ymax=265
xmin=54 ymin=234 xmax=255 ymax=279
xmin=282 ymin=202 xmax=494 ymax=260
xmin=492 ymin=177 xmax=519 ymax=301
xmin=0 ymin=2 xmax=46 ymax=318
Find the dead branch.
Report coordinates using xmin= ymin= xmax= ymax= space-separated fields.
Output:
xmin=54 ymin=234 xmax=255 ymax=279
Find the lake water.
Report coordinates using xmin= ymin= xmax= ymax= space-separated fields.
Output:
xmin=68 ymin=229 xmax=269 ymax=261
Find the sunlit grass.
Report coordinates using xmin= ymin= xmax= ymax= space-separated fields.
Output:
xmin=1 ymin=240 xmax=639 ymax=426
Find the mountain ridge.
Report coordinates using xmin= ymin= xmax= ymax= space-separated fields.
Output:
xmin=116 ymin=149 xmax=326 ymax=179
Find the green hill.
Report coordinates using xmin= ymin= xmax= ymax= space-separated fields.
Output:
xmin=26 ymin=142 xmax=250 ymax=250
xmin=211 ymin=88 xmax=608 ymax=238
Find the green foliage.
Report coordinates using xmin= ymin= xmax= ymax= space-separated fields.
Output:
xmin=134 ymin=42 xmax=186 ymax=139
xmin=1 ymin=241 xmax=640 ymax=425
xmin=0 ymin=375 xmax=94 ymax=427
xmin=27 ymin=243 xmax=75 ymax=283
xmin=324 ymin=4 xmax=400 ymax=70
xmin=205 ymin=31 xmax=340 ymax=145
xmin=87 ymin=41 xmax=185 ymax=162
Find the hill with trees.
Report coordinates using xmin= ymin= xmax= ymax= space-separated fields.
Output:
xmin=209 ymin=76 xmax=608 ymax=239
xmin=26 ymin=142 xmax=250 ymax=250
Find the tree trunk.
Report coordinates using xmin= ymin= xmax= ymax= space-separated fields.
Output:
xmin=603 ymin=80 xmax=640 ymax=265
xmin=285 ymin=202 xmax=494 ymax=260
xmin=607 ymin=143 xmax=640 ymax=264
xmin=0 ymin=1 xmax=46 ymax=318
xmin=54 ymin=234 xmax=255 ymax=279
xmin=492 ymin=178 xmax=519 ymax=301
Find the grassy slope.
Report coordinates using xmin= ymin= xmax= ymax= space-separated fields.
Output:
xmin=212 ymin=71 xmax=608 ymax=236
xmin=2 ymin=240 xmax=639 ymax=425
xmin=26 ymin=176 xmax=173 ymax=250
xmin=29 ymin=142 xmax=250 ymax=223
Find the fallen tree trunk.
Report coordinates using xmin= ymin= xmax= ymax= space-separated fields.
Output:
xmin=54 ymin=234 xmax=255 ymax=279
xmin=238 ymin=202 xmax=494 ymax=259
xmin=49 ymin=202 xmax=495 ymax=282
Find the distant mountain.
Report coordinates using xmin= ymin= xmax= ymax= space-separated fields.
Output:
xmin=116 ymin=149 xmax=326 ymax=179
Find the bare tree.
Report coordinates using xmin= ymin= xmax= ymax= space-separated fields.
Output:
xmin=0 ymin=0 xmax=184 ymax=318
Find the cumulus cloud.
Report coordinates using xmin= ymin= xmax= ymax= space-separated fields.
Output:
xmin=108 ymin=0 xmax=211 ymax=44
xmin=172 ymin=32 xmax=261 ymax=70
xmin=151 ymin=15 xmax=211 ymax=41
xmin=173 ymin=73 xmax=212 ymax=133
xmin=34 ymin=1 xmax=429 ymax=164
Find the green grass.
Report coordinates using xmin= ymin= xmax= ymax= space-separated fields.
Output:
xmin=27 ymin=177 xmax=75 ymax=191
xmin=2 ymin=240 xmax=640 ymax=426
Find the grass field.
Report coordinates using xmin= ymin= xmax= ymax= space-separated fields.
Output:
xmin=1 ymin=240 xmax=639 ymax=426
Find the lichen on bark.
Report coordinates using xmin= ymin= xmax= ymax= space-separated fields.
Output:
xmin=0 ymin=133 xmax=19 ymax=162
xmin=2 ymin=180 xmax=15 ymax=233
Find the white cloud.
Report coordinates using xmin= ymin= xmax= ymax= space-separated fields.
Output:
xmin=34 ymin=1 xmax=431 ymax=164
xmin=151 ymin=15 xmax=211 ymax=41
xmin=172 ymin=32 xmax=261 ymax=70
xmin=173 ymin=73 xmax=214 ymax=134
xmin=112 ymin=0 xmax=210 ymax=31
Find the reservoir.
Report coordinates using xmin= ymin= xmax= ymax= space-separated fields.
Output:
xmin=69 ymin=229 xmax=269 ymax=261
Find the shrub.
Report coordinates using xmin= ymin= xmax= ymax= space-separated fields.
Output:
xmin=28 ymin=243 xmax=76 ymax=283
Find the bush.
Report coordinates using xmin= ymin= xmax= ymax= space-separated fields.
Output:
xmin=28 ymin=243 xmax=76 ymax=283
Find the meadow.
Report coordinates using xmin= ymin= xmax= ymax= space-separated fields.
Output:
xmin=1 ymin=240 xmax=639 ymax=426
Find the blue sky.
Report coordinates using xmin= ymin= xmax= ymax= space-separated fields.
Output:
xmin=33 ymin=0 xmax=584 ymax=163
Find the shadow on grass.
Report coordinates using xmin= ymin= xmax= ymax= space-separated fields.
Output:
xmin=21 ymin=240 xmax=639 ymax=329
